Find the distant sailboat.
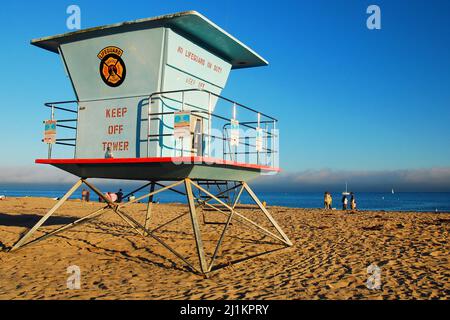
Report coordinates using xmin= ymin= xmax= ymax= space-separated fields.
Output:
xmin=392 ymin=188 xmax=395 ymax=194
xmin=342 ymin=182 xmax=351 ymax=196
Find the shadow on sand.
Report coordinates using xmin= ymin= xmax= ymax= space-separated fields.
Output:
xmin=211 ymin=246 xmax=287 ymax=273
xmin=0 ymin=213 xmax=77 ymax=229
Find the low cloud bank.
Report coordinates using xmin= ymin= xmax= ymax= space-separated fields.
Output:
xmin=0 ymin=166 xmax=139 ymax=190
xmin=1 ymin=166 xmax=450 ymax=192
xmin=252 ymin=167 xmax=450 ymax=192
xmin=0 ymin=166 xmax=76 ymax=185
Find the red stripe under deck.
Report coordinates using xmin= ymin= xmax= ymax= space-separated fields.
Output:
xmin=35 ymin=157 xmax=281 ymax=172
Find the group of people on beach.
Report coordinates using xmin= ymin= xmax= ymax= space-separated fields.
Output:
xmin=324 ymin=192 xmax=357 ymax=211
xmin=102 ymin=189 xmax=124 ymax=203
xmin=81 ymin=188 xmax=127 ymax=203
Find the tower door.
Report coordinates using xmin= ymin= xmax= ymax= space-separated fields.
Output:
xmin=192 ymin=118 xmax=203 ymax=157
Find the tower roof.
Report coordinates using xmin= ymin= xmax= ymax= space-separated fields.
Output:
xmin=31 ymin=11 xmax=268 ymax=70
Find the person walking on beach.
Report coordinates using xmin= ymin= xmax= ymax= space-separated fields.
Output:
xmin=117 ymin=189 xmax=124 ymax=203
xmin=107 ymin=192 xmax=118 ymax=203
xmin=342 ymin=195 xmax=348 ymax=210
xmin=324 ymin=192 xmax=332 ymax=210
xmin=81 ymin=189 xmax=90 ymax=202
xmin=329 ymin=193 xmax=333 ymax=209
xmin=350 ymin=193 xmax=357 ymax=211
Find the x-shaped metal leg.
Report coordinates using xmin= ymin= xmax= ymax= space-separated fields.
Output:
xmin=10 ymin=178 xmax=293 ymax=275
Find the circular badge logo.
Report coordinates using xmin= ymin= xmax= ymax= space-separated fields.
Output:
xmin=97 ymin=47 xmax=126 ymax=87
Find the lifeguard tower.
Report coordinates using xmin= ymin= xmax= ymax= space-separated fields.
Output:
xmin=11 ymin=11 xmax=292 ymax=274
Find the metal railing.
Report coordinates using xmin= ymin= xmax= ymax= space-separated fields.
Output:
xmin=43 ymin=101 xmax=78 ymax=159
xmin=148 ymin=89 xmax=279 ymax=167
xmin=42 ymin=89 xmax=279 ymax=168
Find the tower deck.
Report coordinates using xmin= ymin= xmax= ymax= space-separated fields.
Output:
xmin=36 ymin=157 xmax=280 ymax=182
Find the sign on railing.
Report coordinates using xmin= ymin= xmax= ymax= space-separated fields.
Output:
xmin=174 ymin=111 xmax=191 ymax=139
xmin=256 ymin=127 xmax=263 ymax=152
xmin=230 ymin=119 xmax=239 ymax=147
xmin=44 ymin=120 xmax=57 ymax=144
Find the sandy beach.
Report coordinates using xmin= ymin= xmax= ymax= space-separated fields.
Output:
xmin=0 ymin=197 xmax=448 ymax=300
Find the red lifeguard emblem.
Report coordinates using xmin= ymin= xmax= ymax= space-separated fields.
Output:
xmin=97 ymin=46 xmax=126 ymax=87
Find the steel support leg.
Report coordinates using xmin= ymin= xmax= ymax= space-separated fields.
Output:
xmin=82 ymin=179 xmax=144 ymax=237
xmin=185 ymin=179 xmax=208 ymax=274
xmin=208 ymin=185 xmax=245 ymax=272
xmin=12 ymin=206 xmax=110 ymax=251
xmin=87 ymin=179 xmax=199 ymax=273
xmin=243 ymin=182 xmax=293 ymax=246
xmin=110 ymin=206 xmax=198 ymax=273
xmin=10 ymin=179 xmax=83 ymax=252
xmin=144 ymin=182 xmax=156 ymax=236
xmin=193 ymin=180 xmax=290 ymax=246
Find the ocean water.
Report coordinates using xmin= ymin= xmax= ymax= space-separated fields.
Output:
xmin=0 ymin=184 xmax=449 ymax=213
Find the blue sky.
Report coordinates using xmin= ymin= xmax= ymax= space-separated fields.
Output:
xmin=0 ymin=1 xmax=449 ymax=190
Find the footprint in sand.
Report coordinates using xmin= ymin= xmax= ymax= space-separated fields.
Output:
xmin=93 ymin=281 xmax=108 ymax=290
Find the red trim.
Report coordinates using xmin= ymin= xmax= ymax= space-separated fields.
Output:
xmin=35 ymin=157 xmax=281 ymax=172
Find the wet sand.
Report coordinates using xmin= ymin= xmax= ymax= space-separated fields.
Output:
xmin=0 ymin=197 xmax=448 ymax=300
